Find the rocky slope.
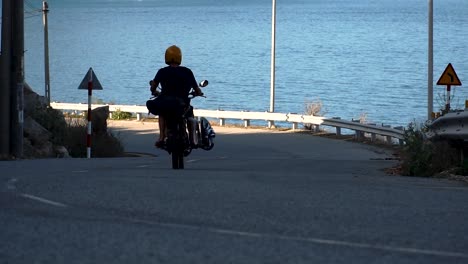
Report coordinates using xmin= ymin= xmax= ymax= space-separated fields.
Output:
xmin=22 ymin=83 xmax=70 ymax=158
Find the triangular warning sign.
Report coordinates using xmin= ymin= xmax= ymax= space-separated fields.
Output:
xmin=78 ymin=67 xmax=104 ymax=90
xmin=437 ymin=63 xmax=462 ymax=86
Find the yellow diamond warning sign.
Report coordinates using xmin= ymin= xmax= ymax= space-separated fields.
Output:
xmin=437 ymin=63 xmax=462 ymax=86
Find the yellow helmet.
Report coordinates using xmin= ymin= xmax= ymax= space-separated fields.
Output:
xmin=165 ymin=45 xmax=182 ymax=65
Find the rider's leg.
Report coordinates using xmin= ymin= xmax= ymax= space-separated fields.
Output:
xmin=185 ymin=106 xmax=197 ymax=147
xmin=157 ymin=116 xmax=166 ymax=142
xmin=187 ymin=117 xmax=197 ymax=146
xmin=159 ymin=116 xmax=167 ymax=140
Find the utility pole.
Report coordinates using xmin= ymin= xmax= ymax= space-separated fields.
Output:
xmin=43 ymin=0 xmax=51 ymax=105
xmin=1 ymin=0 xmax=13 ymax=158
xmin=11 ymin=0 xmax=25 ymax=158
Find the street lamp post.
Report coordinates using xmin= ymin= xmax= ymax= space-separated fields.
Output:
xmin=270 ymin=0 xmax=276 ymax=114
xmin=428 ymin=0 xmax=434 ymax=119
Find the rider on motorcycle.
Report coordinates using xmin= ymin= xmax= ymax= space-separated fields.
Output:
xmin=146 ymin=45 xmax=204 ymax=148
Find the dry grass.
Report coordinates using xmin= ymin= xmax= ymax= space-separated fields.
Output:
xmin=63 ymin=117 xmax=124 ymax=158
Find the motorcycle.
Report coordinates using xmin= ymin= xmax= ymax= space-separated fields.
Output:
xmin=148 ymin=80 xmax=215 ymax=169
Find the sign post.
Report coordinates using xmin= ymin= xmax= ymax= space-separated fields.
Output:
xmin=436 ymin=63 xmax=462 ymax=113
xmin=78 ymin=67 xmax=103 ymax=158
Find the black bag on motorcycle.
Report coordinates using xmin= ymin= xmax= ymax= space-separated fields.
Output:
xmin=146 ymin=95 xmax=187 ymax=116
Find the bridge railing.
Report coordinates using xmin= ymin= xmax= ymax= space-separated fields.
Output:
xmin=50 ymin=102 xmax=405 ymax=144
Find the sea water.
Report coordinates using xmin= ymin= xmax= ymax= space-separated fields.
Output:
xmin=15 ymin=0 xmax=468 ymax=126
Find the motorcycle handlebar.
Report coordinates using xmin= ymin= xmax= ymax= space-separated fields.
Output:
xmin=149 ymin=79 xmax=208 ymax=98
xmin=188 ymin=91 xmax=206 ymax=99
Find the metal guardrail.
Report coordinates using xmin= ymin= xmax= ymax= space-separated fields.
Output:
xmin=427 ymin=109 xmax=468 ymax=140
xmin=50 ymin=102 xmax=405 ymax=143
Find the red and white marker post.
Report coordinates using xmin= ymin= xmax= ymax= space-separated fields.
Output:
xmin=86 ymin=70 xmax=93 ymax=158
xmin=78 ymin=67 xmax=103 ymax=158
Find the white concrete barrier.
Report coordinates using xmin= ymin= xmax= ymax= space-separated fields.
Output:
xmin=51 ymin=102 xmax=405 ymax=143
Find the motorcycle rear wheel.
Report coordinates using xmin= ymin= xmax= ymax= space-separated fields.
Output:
xmin=171 ymin=150 xmax=184 ymax=169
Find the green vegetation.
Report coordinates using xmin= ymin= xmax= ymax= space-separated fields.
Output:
xmin=459 ymin=159 xmax=468 ymax=176
xmin=399 ymin=122 xmax=462 ymax=177
xmin=110 ymin=108 xmax=133 ymax=120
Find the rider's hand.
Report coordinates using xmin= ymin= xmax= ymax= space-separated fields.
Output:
xmin=151 ymin=89 xmax=160 ymax=96
xmin=150 ymin=80 xmax=159 ymax=95
xmin=194 ymin=88 xmax=203 ymax=96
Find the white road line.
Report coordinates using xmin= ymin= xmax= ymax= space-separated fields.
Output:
xmin=21 ymin=193 xmax=68 ymax=208
xmin=186 ymin=157 xmax=226 ymax=163
xmin=72 ymin=170 xmax=89 ymax=173
xmin=211 ymin=229 xmax=468 ymax=258
xmin=421 ymin=186 xmax=468 ymax=191
xmin=123 ymin=217 xmax=468 ymax=259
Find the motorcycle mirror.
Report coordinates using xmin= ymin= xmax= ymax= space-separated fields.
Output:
xmin=199 ymin=80 xmax=209 ymax=87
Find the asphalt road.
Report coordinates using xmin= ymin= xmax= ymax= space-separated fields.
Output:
xmin=1 ymin=121 xmax=468 ymax=264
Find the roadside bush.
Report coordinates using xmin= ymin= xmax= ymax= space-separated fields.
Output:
xmin=111 ymin=109 xmax=133 ymax=120
xmin=400 ymin=122 xmax=459 ymax=177
xmin=28 ymin=106 xmax=67 ymax=145
xmin=63 ymin=118 xmax=124 ymax=158
xmin=304 ymin=99 xmax=325 ymax=130
xmin=304 ymin=98 xmax=324 ymax=116
xmin=457 ymin=159 xmax=468 ymax=176
xmin=462 ymin=160 xmax=468 ymax=176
